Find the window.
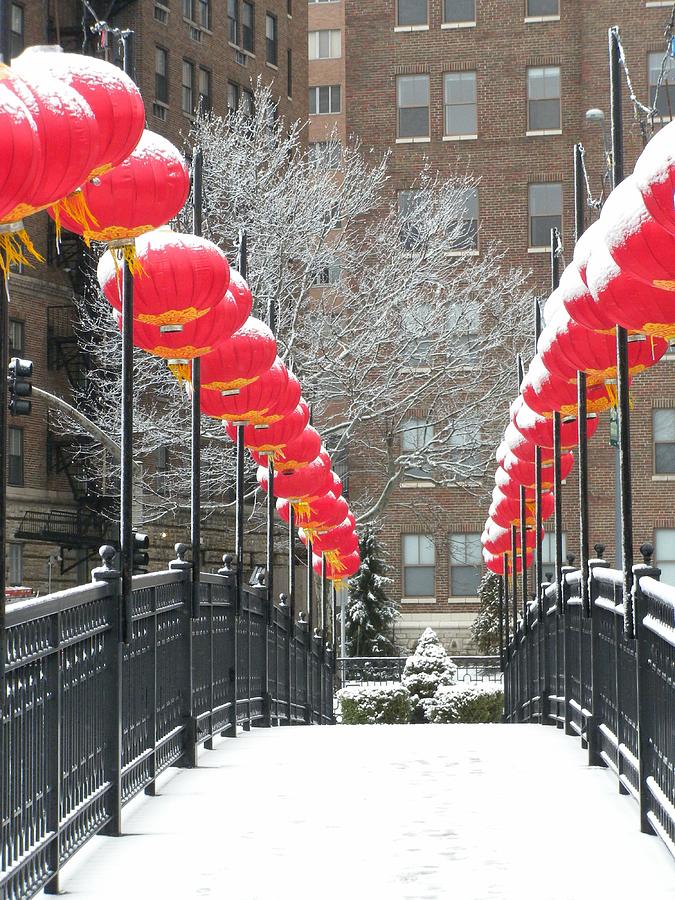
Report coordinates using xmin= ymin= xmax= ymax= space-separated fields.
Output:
xmin=9 ymin=319 xmax=24 ymax=357
xmin=309 ymin=84 xmax=341 ymax=114
xmin=8 ymin=543 xmax=23 ymax=586
xmin=155 ymin=47 xmax=169 ymax=103
xmin=242 ymin=1 xmax=255 ymax=50
xmin=541 ymin=532 xmax=567 ymax=579
xmin=403 ymin=534 xmax=435 ymax=597
xmin=8 ymin=427 xmax=23 ymax=486
xmin=655 ymin=529 xmax=675 ymax=587
xmin=309 ymin=141 xmax=341 ymax=168
xmin=398 ymin=189 xmax=423 ymax=249
xmin=529 ymin=182 xmax=562 ymax=248
xmin=308 ymin=29 xmax=341 ymax=60
xmin=181 ymin=59 xmax=195 ymax=113
xmin=198 ymin=67 xmax=211 ymax=112
xmin=449 ymin=533 xmax=481 ymax=596
xmin=444 ymin=71 xmax=477 ymax=136
xmin=402 ymin=302 xmax=433 ymax=365
xmin=287 ymin=49 xmax=292 ymax=97
xmin=397 ymin=74 xmax=429 ymax=139
xmin=313 ymin=265 xmax=341 ymax=286
xmin=266 ymin=13 xmax=278 ymax=66
xmin=448 ymin=300 xmax=479 ymax=363
xmin=451 ymin=187 xmax=479 ymax=251
xmin=228 ymin=0 xmax=239 ymax=42
xmin=242 ymin=89 xmax=255 ymax=117
xmin=397 ymin=0 xmax=427 ymax=27
xmin=653 ymin=409 xmax=675 ymax=474
xmin=401 ymin=418 xmax=434 ymax=478
xmin=649 ymin=51 xmax=675 ymax=120
xmin=443 ymin=0 xmax=475 ymax=23
xmin=183 ymin=0 xmax=210 ymax=27
xmin=227 ymin=81 xmax=240 ymax=113
xmin=154 ymin=3 xmax=169 ymax=23
xmin=527 ymin=66 xmax=561 ymax=131
xmin=10 ymin=3 xmax=24 ymax=57
xmin=449 ymin=417 xmax=481 ymax=478
xmin=526 ymin=0 xmax=559 ymax=16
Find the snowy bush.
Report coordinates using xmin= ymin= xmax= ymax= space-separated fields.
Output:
xmin=427 ymin=683 xmax=503 ymax=724
xmin=402 ymin=628 xmax=457 ymax=722
xmin=337 ymin=684 xmax=412 ymax=725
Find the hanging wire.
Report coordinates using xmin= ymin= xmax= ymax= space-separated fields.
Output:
xmin=577 ymin=143 xmax=605 ymax=213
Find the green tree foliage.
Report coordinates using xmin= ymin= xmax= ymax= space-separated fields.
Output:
xmin=346 ymin=528 xmax=398 ymax=657
xmin=470 ymin=571 xmax=502 ymax=655
xmin=402 ymin=628 xmax=457 ymax=722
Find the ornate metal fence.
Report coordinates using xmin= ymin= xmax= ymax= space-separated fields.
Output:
xmin=504 ymin=549 xmax=675 ymax=860
xmin=1 ymin=550 xmax=334 ymax=900
xmin=336 ymin=655 xmax=502 ymax=688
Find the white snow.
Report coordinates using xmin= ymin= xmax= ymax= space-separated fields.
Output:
xmin=36 ymin=725 xmax=675 ymax=900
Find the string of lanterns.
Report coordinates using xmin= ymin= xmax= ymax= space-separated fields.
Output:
xmin=0 ymin=46 xmax=361 ymax=584
xmin=482 ymin=118 xmax=675 ymax=577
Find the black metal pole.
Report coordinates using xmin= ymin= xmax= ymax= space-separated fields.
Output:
xmin=553 ymin=412 xmax=563 ymax=613
xmin=511 ymin=525 xmax=518 ymax=640
xmin=234 ymin=231 xmax=247 ymax=619
xmin=288 ymin=506 xmax=296 ymax=621
xmin=0 ymin=275 xmax=8 ymax=708
xmin=266 ymin=457 xmax=275 ymax=621
xmin=503 ymin=554 xmax=510 ymax=660
xmin=498 ymin=575 xmax=505 ymax=671
xmin=609 ymin=27 xmax=634 ymax=637
xmin=520 ymin=486 xmax=528 ymax=632
xmin=534 ymin=297 xmax=543 ymax=614
xmin=307 ymin=539 xmax=314 ymax=634
xmin=191 ymin=148 xmax=203 ymax=618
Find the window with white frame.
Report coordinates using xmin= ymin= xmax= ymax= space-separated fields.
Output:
xmin=401 ymin=418 xmax=434 ymax=478
xmin=444 ymin=71 xmax=477 ymax=136
xmin=398 ymin=189 xmax=424 ymax=249
xmin=397 ymin=0 xmax=427 ymax=27
xmin=155 ymin=47 xmax=169 ymax=103
xmin=541 ymin=532 xmax=567 ymax=578
xmin=242 ymin=1 xmax=254 ymax=50
xmin=183 ymin=0 xmax=210 ymax=27
xmin=655 ymin=529 xmax=675 ymax=586
xmin=181 ymin=59 xmax=195 ymax=113
xmin=228 ymin=0 xmax=239 ymax=42
xmin=308 ymin=29 xmax=341 ymax=59
xmin=653 ymin=409 xmax=675 ymax=474
xmin=227 ymin=81 xmax=240 ymax=113
xmin=450 ymin=187 xmax=479 ymax=251
xmin=443 ymin=0 xmax=475 ymax=23
xmin=198 ymin=67 xmax=211 ymax=112
xmin=8 ymin=543 xmax=23 ymax=586
xmin=649 ymin=51 xmax=675 ymax=120
xmin=527 ymin=66 xmax=561 ymax=131
xmin=449 ymin=533 xmax=481 ymax=596
xmin=448 ymin=300 xmax=479 ymax=363
xmin=309 ymin=141 xmax=341 ymax=168
xmin=449 ymin=417 xmax=481 ymax=478
xmin=10 ymin=3 xmax=24 ymax=57
xmin=397 ymin=74 xmax=429 ymax=139
xmin=266 ymin=13 xmax=278 ymax=65
xmin=403 ymin=534 xmax=435 ymax=597
xmin=8 ymin=427 xmax=23 ymax=486
xmin=313 ymin=265 xmax=341 ymax=286
xmin=9 ymin=319 xmax=24 ymax=357
xmin=529 ymin=182 xmax=562 ymax=248
xmin=242 ymin=89 xmax=255 ymax=117
xmin=309 ymin=85 xmax=341 ymax=114
xmin=402 ymin=302 xmax=433 ymax=365
xmin=526 ymin=0 xmax=559 ymax=16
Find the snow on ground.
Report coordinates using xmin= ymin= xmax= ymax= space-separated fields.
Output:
xmin=39 ymin=724 xmax=674 ymax=900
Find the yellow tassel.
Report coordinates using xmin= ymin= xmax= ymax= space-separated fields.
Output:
xmin=168 ymin=362 xmax=192 ymax=382
xmin=605 ymin=381 xmax=617 ymax=407
xmin=52 ymin=190 xmax=99 ymax=235
xmin=325 ymin=550 xmax=347 ymax=573
xmin=122 ymin=243 xmax=146 ymax=278
xmin=293 ymin=500 xmax=312 ymax=521
xmin=0 ymin=227 xmax=44 ymax=277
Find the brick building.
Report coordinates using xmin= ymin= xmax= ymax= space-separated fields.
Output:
xmin=0 ymin=0 xmax=308 ymax=595
xmin=316 ymin=0 xmax=675 ymax=651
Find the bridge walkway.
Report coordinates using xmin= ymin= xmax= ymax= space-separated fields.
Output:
xmin=38 ymin=725 xmax=675 ymax=900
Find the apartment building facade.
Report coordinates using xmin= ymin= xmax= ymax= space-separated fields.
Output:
xmin=305 ymin=0 xmax=675 ymax=651
xmin=0 ymin=0 xmax=308 ymax=595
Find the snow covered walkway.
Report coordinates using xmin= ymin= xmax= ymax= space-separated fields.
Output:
xmin=40 ymin=724 xmax=674 ymax=900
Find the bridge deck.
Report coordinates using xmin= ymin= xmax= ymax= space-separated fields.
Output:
xmin=38 ymin=725 xmax=674 ymax=900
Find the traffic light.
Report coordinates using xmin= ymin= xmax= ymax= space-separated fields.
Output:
xmin=8 ymin=357 xmax=32 ymax=416
xmin=132 ymin=531 xmax=150 ymax=574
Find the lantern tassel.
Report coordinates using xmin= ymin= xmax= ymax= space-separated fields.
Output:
xmin=51 ymin=189 xmax=99 ymax=245
xmin=293 ymin=500 xmax=312 ymax=521
xmin=0 ymin=227 xmax=43 ymax=277
xmin=324 ymin=550 xmax=347 ymax=574
xmin=168 ymin=362 xmax=192 ymax=382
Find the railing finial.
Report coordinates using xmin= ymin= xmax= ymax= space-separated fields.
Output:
xmin=219 ymin=553 xmax=234 ymax=576
xmin=566 ymin=553 xmax=576 ymax=567
xmin=639 ymin=542 xmax=654 ymax=565
xmin=593 ymin=543 xmax=605 ymax=559
xmin=279 ymin=592 xmax=288 ymax=609
xmin=92 ymin=545 xmax=119 ymax=582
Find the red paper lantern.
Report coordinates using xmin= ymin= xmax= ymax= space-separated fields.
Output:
xmin=276 ymin=493 xmax=349 ymax=531
xmin=312 ymin=550 xmax=361 ymax=581
xmin=257 ymin=450 xmax=332 ymax=500
xmin=513 ymin=398 xmax=599 ymax=449
xmin=224 ymin=399 xmax=309 ymax=452
xmin=200 ymin=357 xmax=301 ymax=426
xmin=304 ymin=526 xmax=359 ymax=557
xmin=494 ymin=467 xmax=538 ymax=501
xmin=54 ymin=129 xmax=189 ymax=249
xmin=483 ymin=548 xmax=532 ymax=576
xmin=521 ymin=355 xmax=621 ymax=418
xmin=251 ymin=426 xmax=322 ymax=472
xmin=482 ymin=519 xmax=542 ymax=556
xmin=600 ymin=177 xmax=675 ymax=288
xmin=501 ymin=448 xmax=574 ymax=490
xmin=196 ymin=317 xmax=277 ymax=394
xmin=13 ymin=47 xmax=144 ymax=177
xmin=555 ymin=261 xmax=616 ymax=333
xmin=98 ymin=230 xmax=231 ymax=325
xmin=227 ymin=269 xmax=254 ymax=325
xmin=112 ymin=297 xmax=235 ymax=362
xmin=633 ymin=119 xmax=675 ymax=235
xmin=0 ymin=72 xmax=41 ymax=227
xmin=504 ymin=422 xmax=555 ymax=464
xmin=586 ymin=236 xmax=675 ymax=340
xmin=490 ymin=486 xmax=555 ymax=528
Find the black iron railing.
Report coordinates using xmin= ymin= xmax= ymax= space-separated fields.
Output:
xmin=1 ymin=551 xmax=333 ymax=900
xmin=337 ymin=655 xmax=502 ymax=687
xmin=503 ymin=551 xmax=675 ymax=861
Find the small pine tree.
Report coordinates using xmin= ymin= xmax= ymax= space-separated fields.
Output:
xmin=402 ymin=627 xmax=457 ymax=722
xmin=470 ymin=571 xmax=502 ymax=655
xmin=346 ymin=528 xmax=398 ymax=657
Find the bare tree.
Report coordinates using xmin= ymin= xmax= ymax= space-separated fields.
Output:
xmin=59 ymin=84 xmax=533 ymax=529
